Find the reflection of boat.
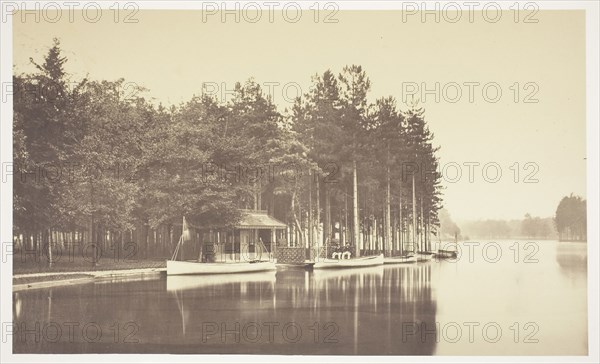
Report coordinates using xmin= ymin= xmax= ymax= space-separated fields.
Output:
xmin=384 ymin=254 xmax=418 ymax=264
xmin=166 ymin=259 xmax=276 ymax=276
xmin=312 ymin=254 xmax=384 ymax=269
xmin=167 ymin=271 xmax=277 ymax=291
xmin=312 ymin=265 xmax=384 ymax=281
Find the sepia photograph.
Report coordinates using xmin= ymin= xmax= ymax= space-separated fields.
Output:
xmin=1 ymin=1 xmax=599 ymax=362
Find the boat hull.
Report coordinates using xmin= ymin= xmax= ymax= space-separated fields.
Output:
xmin=416 ymin=252 xmax=435 ymax=262
xmin=166 ymin=260 xmax=277 ymax=275
xmin=437 ymin=249 xmax=457 ymax=259
xmin=384 ymin=255 xmax=418 ymax=264
xmin=312 ymin=254 xmax=384 ymax=269
xmin=167 ymin=271 xmax=276 ymax=291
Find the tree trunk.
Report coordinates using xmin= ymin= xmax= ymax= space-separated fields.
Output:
xmin=399 ymin=180 xmax=403 ymax=255
xmin=412 ymin=174 xmax=417 ymax=252
xmin=325 ymin=185 xmax=331 ymax=244
xmin=353 ymin=159 xmax=360 ymax=257
xmin=47 ymin=229 xmax=53 ymax=267
xmin=343 ymin=190 xmax=348 ymax=245
xmin=316 ymin=173 xmax=321 ymax=248
xmin=385 ymin=164 xmax=391 ymax=256
xmin=308 ymin=170 xmax=313 ymax=253
xmin=291 ymin=191 xmax=304 ymax=247
xmin=420 ymin=197 xmax=425 ymax=251
xmin=257 ymin=179 xmax=262 ymax=210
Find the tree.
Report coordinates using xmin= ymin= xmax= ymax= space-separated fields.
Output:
xmin=555 ymin=194 xmax=587 ymax=241
xmin=438 ymin=208 xmax=461 ymax=240
xmin=338 ymin=65 xmax=371 ymax=257
xmin=14 ymin=40 xmax=448 ymax=264
xmin=13 ymin=38 xmax=71 ymax=258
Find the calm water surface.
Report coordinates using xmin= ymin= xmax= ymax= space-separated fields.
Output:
xmin=13 ymin=240 xmax=587 ymax=355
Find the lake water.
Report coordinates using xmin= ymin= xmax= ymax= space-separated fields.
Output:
xmin=12 ymin=240 xmax=588 ymax=355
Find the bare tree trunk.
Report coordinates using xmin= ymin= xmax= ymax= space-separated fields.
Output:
xmin=316 ymin=173 xmax=321 ymax=247
xmin=343 ymin=190 xmax=348 ymax=245
xmin=325 ymin=185 xmax=331 ymax=244
xmin=420 ymin=198 xmax=425 ymax=251
xmin=47 ymin=229 xmax=53 ymax=267
xmin=291 ymin=191 xmax=304 ymax=247
xmin=399 ymin=180 xmax=403 ymax=255
xmin=412 ymin=174 xmax=417 ymax=252
xmin=385 ymin=164 xmax=391 ymax=256
xmin=257 ymin=179 xmax=262 ymax=210
xmin=353 ymin=159 xmax=360 ymax=257
xmin=308 ymin=170 xmax=313 ymax=255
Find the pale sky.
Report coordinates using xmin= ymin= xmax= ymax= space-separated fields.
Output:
xmin=13 ymin=10 xmax=587 ymax=221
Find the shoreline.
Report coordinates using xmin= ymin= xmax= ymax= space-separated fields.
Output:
xmin=13 ymin=267 xmax=166 ymax=292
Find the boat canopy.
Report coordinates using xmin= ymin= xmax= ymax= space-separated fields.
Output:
xmin=237 ymin=210 xmax=287 ymax=230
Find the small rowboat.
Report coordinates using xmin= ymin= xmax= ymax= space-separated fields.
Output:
xmin=416 ymin=251 xmax=435 ymax=262
xmin=166 ymin=260 xmax=277 ymax=276
xmin=437 ymin=249 xmax=458 ymax=259
xmin=312 ymin=254 xmax=384 ymax=269
xmin=384 ymin=254 xmax=418 ymax=264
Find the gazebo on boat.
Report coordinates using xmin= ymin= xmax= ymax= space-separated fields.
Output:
xmin=199 ymin=209 xmax=287 ymax=263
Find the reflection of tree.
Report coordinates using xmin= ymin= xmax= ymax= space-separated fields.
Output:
xmin=272 ymin=266 xmax=437 ymax=355
xmin=555 ymin=243 xmax=587 ymax=278
xmin=14 ymin=269 xmax=437 ymax=355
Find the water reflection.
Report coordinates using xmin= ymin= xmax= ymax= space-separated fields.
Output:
xmin=555 ymin=242 xmax=587 ymax=277
xmin=12 ymin=241 xmax=587 ymax=355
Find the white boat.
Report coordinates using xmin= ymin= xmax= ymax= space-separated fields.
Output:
xmin=166 ymin=271 xmax=276 ymax=291
xmin=312 ymin=254 xmax=384 ymax=269
xmin=166 ymin=259 xmax=277 ymax=276
xmin=383 ymin=254 xmax=418 ymax=264
xmin=312 ymin=265 xmax=384 ymax=281
xmin=166 ymin=216 xmax=278 ymax=276
xmin=416 ymin=251 xmax=435 ymax=262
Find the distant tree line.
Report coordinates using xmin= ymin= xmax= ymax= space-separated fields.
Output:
xmin=13 ymin=39 xmax=443 ymax=261
xmin=460 ymin=215 xmax=557 ymax=240
xmin=554 ymin=194 xmax=586 ymax=242
xmin=437 ymin=208 xmax=461 ymax=240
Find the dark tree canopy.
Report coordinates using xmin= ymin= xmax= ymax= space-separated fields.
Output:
xmin=555 ymin=194 xmax=587 ymax=242
xmin=14 ymin=41 xmax=445 ymax=259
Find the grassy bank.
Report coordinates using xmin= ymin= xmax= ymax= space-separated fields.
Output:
xmin=13 ymin=255 xmax=166 ymax=276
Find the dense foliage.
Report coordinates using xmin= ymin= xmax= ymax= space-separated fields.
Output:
xmin=555 ymin=194 xmax=587 ymax=241
xmin=13 ymin=40 xmax=443 ymax=259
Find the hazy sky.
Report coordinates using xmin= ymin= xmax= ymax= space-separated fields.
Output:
xmin=13 ymin=10 xmax=587 ymax=221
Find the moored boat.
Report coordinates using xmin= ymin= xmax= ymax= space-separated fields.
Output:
xmin=312 ymin=265 xmax=384 ymax=281
xmin=312 ymin=254 xmax=384 ymax=269
xmin=166 ymin=259 xmax=276 ymax=275
xmin=383 ymin=254 xmax=418 ymax=264
xmin=416 ymin=251 xmax=435 ymax=262
xmin=437 ymin=249 xmax=457 ymax=259
xmin=166 ymin=270 xmax=276 ymax=290
xmin=167 ymin=216 xmax=278 ymax=276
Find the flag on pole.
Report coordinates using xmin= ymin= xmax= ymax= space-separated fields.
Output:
xmin=182 ymin=216 xmax=190 ymax=242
